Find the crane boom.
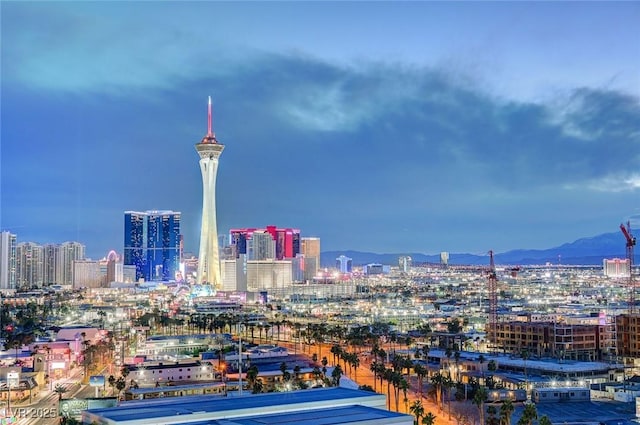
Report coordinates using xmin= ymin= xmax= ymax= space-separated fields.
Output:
xmin=488 ymin=250 xmax=498 ymax=352
xmin=620 ymin=222 xmax=636 ymax=314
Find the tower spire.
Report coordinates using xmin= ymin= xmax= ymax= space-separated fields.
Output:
xmin=207 ymin=96 xmax=213 ymax=137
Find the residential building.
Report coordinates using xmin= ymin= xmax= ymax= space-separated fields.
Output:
xmin=56 ymin=241 xmax=85 ymax=285
xmin=616 ymin=314 xmax=640 ymax=358
xmin=16 ymin=242 xmax=44 ymax=289
xmin=0 ymin=231 xmax=17 ymax=290
xmin=493 ymin=321 xmax=608 ymax=361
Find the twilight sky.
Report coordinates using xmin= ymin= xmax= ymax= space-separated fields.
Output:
xmin=1 ymin=1 xmax=639 ymax=259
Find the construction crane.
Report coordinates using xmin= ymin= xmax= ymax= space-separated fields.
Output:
xmin=620 ymin=222 xmax=637 ymax=314
xmin=488 ymin=250 xmax=498 ymax=352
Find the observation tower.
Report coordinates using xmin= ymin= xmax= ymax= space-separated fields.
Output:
xmin=196 ymin=97 xmax=225 ymax=287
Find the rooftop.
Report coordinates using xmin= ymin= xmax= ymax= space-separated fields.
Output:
xmin=85 ymin=388 xmax=385 ymax=423
xmin=172 ymin=405 xmax=410 ymax=425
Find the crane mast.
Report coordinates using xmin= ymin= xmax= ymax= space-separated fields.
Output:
xmin=620 ymin=222 xmax=636 ymax=314
xmin=488 ymin=250 xmax=498 ymax=352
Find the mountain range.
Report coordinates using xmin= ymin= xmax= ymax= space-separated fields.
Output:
xmin=321 ymin=231 xmax=634 ymax=267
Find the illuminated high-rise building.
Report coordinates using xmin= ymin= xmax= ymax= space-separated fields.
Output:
xmin=124 ymin=210 xmax=181 ymax=281
xmin=336 ymin=255 xmax=353 ymax=273
xmin=43 ymin=243 xmax=59 ymax=285
xmin=399 ymin=256 xmax=412 ymax=273
xmin=230 ymin=226 xmax=301 ymax=261
xmin=0 ymin=231 xmax=17 ymax=290
xmin=124 ymin=211 xmax=146 ymax=281
xmin=301 ymin=237 xmax=320 ymax=281
xmin=56 ymin=241 xmax=85 ymax=285
xmin=603 ymin=258 xmax=630 ymax=278
xmin=16 ymin=242 xmax=44 ymax=289
xmin=196 ymin=97 xmax=225 ymax=287
xmin=247 ymin=230 xmax=276 ymax=261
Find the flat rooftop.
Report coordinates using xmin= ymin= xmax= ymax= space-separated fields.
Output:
xmin=84 ymin=388 xmax=386 ymax=424
xmin=172 ymin=405 xmax=410 ymax=425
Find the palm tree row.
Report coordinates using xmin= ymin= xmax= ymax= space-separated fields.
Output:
xmin=329 ymin=344 xmax=361 ymax=379
xmin=409 ymin=399 xmax=436 ymax=425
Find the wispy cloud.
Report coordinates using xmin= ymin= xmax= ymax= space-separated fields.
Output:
xmin=3 ymin=2 xmax=639 ymax=255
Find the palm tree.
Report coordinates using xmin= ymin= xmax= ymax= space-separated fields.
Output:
xmin=351 ymin=353 xmax=360 ymax=380
xmin=430 ymin=372 xmax=444 ymax=409
xmin=279 ymin=361 xmax=287 ymax=382
xmin=115 ymin=376 xmax=126 ymax=402
xmin=246 ymin=365 xmax=259 ymax=391
xmin=331 ymin=364 xmax=343 ymax=387
xmin=54 ymin=384 xmax=68 ymax=401
xmin=487 ymin=405 xmax=499 ymax=425
xmin=108 ymin=375 xmax=116 ymax=395
xmin=370 ymin=361 xmax=380 ymax=392
xmin=383 ymin=368 xmax=394 ymax=410
xmin=499 ymin=399 xmax=515 ymax=425
xmin=473 ymin=386 xmax=488 ymax=425
xmin=414 ymin=363 xmax=427 ymax=397
xmin=442 ymin=374 xmax=454 ymax=419
xmin=252 ymin=379 xmax=264 ymax=394
xmin=423 ymin=412 xmax=436 ymax=425
xmin=409 ymin=400 xmax=425 ymax=425
xmin=400 ymin=376 xmax=409 ymax=413
xmin=478 ymin=354 xmax=486 ymax=381
xmin=538 ymin=415 xmax=552 ymax=425
xmin=516 ymin=403 xmax=537 ymax=425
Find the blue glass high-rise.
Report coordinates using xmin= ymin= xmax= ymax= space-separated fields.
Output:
xmin=124 ymin=211 xmax=181 ymax=282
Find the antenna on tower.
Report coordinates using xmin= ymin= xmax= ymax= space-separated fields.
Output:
xmin=207 ymin=96 xmax=214 ymax=137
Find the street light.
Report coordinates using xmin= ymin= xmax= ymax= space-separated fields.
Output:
xmin=219 ymin=363 xmax=227 ymax=396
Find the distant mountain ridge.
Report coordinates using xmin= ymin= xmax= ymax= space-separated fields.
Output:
xmin=321 ymin=231 xmax=633 ymax=267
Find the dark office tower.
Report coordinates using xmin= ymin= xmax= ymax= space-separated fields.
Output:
xmin=147 ymin=211 xmax=181 ymax=281
xmin=124 ymin=212 xmax=146 ymax=281
xmin=124 ymin=210 xmax=181 ymax=282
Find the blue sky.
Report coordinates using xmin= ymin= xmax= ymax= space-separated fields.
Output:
xmin=1 ymin=1 xmax=639 ymax=259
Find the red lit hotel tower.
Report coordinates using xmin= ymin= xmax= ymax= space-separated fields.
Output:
xmin=229 ymin=226 xmax=300 ymax=260
xmin=196 ymin=97 xmax=224 ymax=287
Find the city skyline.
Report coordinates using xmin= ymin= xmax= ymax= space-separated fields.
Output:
xmin=1 ymin=2 xmax=639 ymax=259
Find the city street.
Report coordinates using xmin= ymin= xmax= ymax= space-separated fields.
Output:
xmin=12 ymin=367 xmax=86 ymax=425
xmin=277 ymin=339 xmax=457 ymax=425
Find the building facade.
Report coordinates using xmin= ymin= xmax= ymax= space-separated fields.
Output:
xmin=336 ymin=255 xmax=353 ymax=273
xmin=0 ymin=232 xmax=17 ymax=290
xmin=603 ymin=258 xmax=630 ymax=278
xmin=399 ymin=256 xmax=412 ymax=273
xmin=57 ymin=241 xmax=86 ymax=285
xmin=124 ymin=211 xmax=181 ymax=282
xmin=231 ymin=226 xmax=301 ymax=261
xmin=247 ymin=231 xmax=276 ymax=260
xmin=616 ymin=314 xmax=640 ymax=358
xmin=301 ymin=237 xmax=320 ymax=282
xmin=493 ymin=321 xmax=609 ymax=361
xmin=16 ymin=242 xmax=44 ymax=289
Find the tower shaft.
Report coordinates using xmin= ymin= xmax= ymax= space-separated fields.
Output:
xmin=196 ymin=98 xmax=224 ymax=288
